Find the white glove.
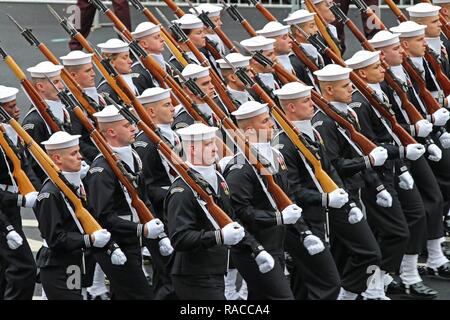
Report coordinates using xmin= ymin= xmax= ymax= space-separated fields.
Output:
xmin=6 ymin=230 xmax=23 ymax=250
xmin=255 ymin=250 xmax=275 ymax=274
xmin=405 ymin=144 xmax=425 ymax=161
xmin=281 ymin=204 xmax=302 ymax=224
xmin=303 ymin=234 xmax=325 ymax=255
xmin=24 ymin=191 xmax=38 ymax=208
xmin=348 ymin=207 xmax=363 ymax=224
xmin=80 ymin=160 xmax=90 ymax=179
xmin=144 ymin=219 xmax=165 ymax=239
xmin=158 ymin=237 xmax=174 ymax=256
xmin=432 ymin=108 xmax=450 ymax=126
xmin=398 ymin=171 xmax=414 ymax=190
xmin=427 ymin=143 xmax=442 ymax=162
xmin=415 ymin=119 xmax=433 ymax=137
xmin=221 ymin=222 xmax=245 ymax=246
xmin=91 ymin=229 xmax=111 ymax=248
xmin=327 ymin=188 xmax=349 ymax=209
xmin=369 ymin=146 xmax=388 ymax=167
xmin=376 ymin=189 xmax=393 ymax=207
xmin=110 ymin=248 xmax=127 ymax=265
xmin=439 ymin=132 xmax=450 ymax=149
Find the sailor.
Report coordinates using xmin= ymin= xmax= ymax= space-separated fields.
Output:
xmin=22 ymin=61 xmax=71 ymax=183
xmin=131 ymin=22 xmax=165 ymax=93
xmin=97 ymin=38 xmax=138 ymax=104
xmin=165 ymin=123 xmax=246 ymax=299
xmin=0 ymin=85 xmax=39 ymax=300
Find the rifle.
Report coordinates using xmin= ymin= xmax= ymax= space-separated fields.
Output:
xmin=219 ymin=0 xmax=257 ymax=36
xmin=237 ymin=43 xmax=377 ymax=154
xmin=47 ymin=78 xmax=158 ymax=225
xmin=0 ymin=106 xmax=101 ymax=234
xmin=384 ymin=0 xmax=450 ymax=97
xmin=0 ymin=124 xmax=36 ymax=195
xmin=171 ymin=64 xmax=295 ymax=211
xmin=155 ymin=7 xmax=239 ymax=113
xmin=221 ymin=55 xmax=339 ymax=193
xmin=329 ymin=3 xmax=424 ymax=125
xmin=128 ymin=0 xmax=189 ymax=67
xmin=303 ymin=0 xmax=342 ymax=57
xmin=351 ymin=0 xmax=443 ymax=114
xmin=0 ymin=46 xmax=62 ymax=133
xmin=304 ymin=30 xmax=418 ymax=145
xmin=8 ymin=14 xmax=99 ymax=117
xmin=107 ymin=96 xmax=235 ymax=228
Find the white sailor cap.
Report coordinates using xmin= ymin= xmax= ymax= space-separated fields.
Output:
xmin=390 ymin=21 xmax=426 ymax=38
xmin=181 ymin=63 xmax=210 ymax=80
xmin=312 ymin=0 xmax=325 ymax=4
xmin=60 ymin=50 xmax=93 ymax=66
xmin=0 ymin=85 xmax=19 ymax=103
xmin=232 ymin=101 xmax=269 ymax=120
xmin=313 ymin=64 xmax=352 ymax=81
xmin=368 ymin=30 xmax=400 ymax=48
xmin=240 ymin=36 xmax=276 ymax=52
xmin=189 ymin=3 xmax=223 ymax=17
xmin=97 ymin=38 xmax=129 ymax=54
xmin=131 ymin=22 xmax=161 ymax=39
xmin=406 ymin=2 xmax=441 ymax=18
xmin=137 ymin=87 xmax=172 ymax=104
xmin=216 ymin=53 xmax=251 ymax=69
xmin=256 ymin=21 xmax=290 ymax=38
xmin=274 ymin=82 xmax=313 ymax=100
xmin=93 ymin=104 xmax=126 ymax=123
xmin=177 ymin=123 xmax=218 ymax=141
xmin=42 ymin=131 xmax=81 ymax=151
xmin=345 ymin=50 xmax=381 ymax=70
xmin=27 ymin=61 xmax=64 ymax=78
xmin=172 ymin=14 xmax=204 ymax=30
xmin=283 ymin=9 xmax=316 ymax=25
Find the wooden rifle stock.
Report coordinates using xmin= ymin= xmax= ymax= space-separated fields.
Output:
xmin=0 ymin=108 xmax=101 ymax=234
xmin=0 ymin=125 xmax=36 ymax=195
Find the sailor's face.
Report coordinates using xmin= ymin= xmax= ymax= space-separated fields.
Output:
xmin=364 ymin=61 xmax=385 ymax=83
xmin=111 ymin=51 xmax=133 ymax=74
xmin=423 ymin=15 xmax=442 ymax=38
xmin=141 ymin=32 xmax=165 ymax=54
xmin=294 ymin=95 xmax=314 ymax=120
xmin=57 ymin=145 xmax=82 ymax=172
xmin=301 ymin=21 xmax=319 ymax=37
xmin=381 ymin=43 xmax=404 ymax=66
xmin=331 ymin=79 xmax=353 ymax=104
xmin=37 ymin=76 xmax=64 ymax=101
xmin=316 ymin=0 xmax=336 ymax=24
xmin=194 ymin=138 xmax=217 ymax=166
xmin=1 ymin=100 xmax=20 ymax=121
xmin=210 ymin=15 xmax=223 ymax=28
xmin=196 ymin=75 xmax=215 ymax=98
xmin=70 ymin=63 xmax=96 ymax=88
xmin=189 ymin=28 xmax=206 ymax=48
xmin=113 ymin=119 xmax=136 ymax=145
xmin=250 ymin=112 xmax=275 ymax=142
xmin=147 ymin=97 xmax=175 ymax=125
xmin=403 ymin=35 xmax=427 ymax=57
xmin=275 ymin=33 xmax=293 ymax=55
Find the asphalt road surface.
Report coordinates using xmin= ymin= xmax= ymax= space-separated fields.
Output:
xmin=1 ymin=1 xmax=450 ymax=300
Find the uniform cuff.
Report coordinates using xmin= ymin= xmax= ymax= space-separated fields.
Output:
xmin=376 ymin=184 xmax=386 ymax=192
xmin=84 ymin=234 xmax=92 ymax=248
xmin=363 ymin=156 xmax=371 ymax=169
xmin=399 ymin=166 xmax=408 ymax=173
xmin=5 ymin=225 xmax=14 ymax=234
xmin=215 ymin=230 xmax=223 ymax=245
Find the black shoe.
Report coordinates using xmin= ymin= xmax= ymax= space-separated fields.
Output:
xmin=417 ymin=265 xmax=428 ymax=276
xmin=442 ymin=242 xmax=450 ymax=259
xmin=444 ymin=216 xmax=450 ymax=235
xmin=403 ymin=282 xmax=438 ymax=300
xmin=386 ymin=279 xmax=404 ymax=295
xmin=427 ymin=262 xmax=450 ymax=278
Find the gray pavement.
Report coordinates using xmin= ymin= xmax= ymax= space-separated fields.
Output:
xmin=2 ymin=2 xmax=450 ymax=300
